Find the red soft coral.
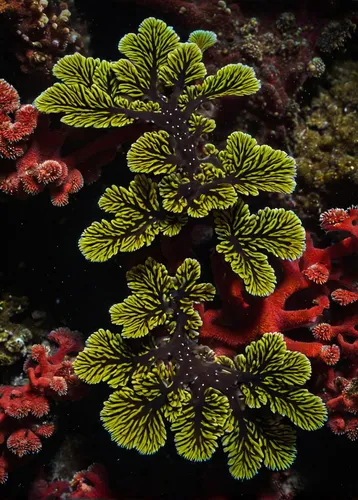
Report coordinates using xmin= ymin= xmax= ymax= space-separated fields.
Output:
xmin=0 ymin=79 xmax=38 ymax=160
xmin=0 ymin=327 xmax=84 ymax=482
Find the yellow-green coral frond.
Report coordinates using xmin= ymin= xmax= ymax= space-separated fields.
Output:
xmin=35 ymin=83 xmax=133 ymax=128
xmin=188 ymin=113 xmax=216 ymax=134
xmin=199 ymin=64 xmax=260 ymax=100
xmin=219 ymin=132 xmax=296 ymax=195
xmin=132 ymin=362 xmax=173 ymax=400
xmin=164 ymin=389 xmax=192 ymax=423
xmin=111 ymin=59 xmax=147 ymax=98
xmin=222 ymin=418 xmax=264 ymax=480
xmin=127 ymin=130 xmax=177 ymax=175
xmin=188 ymin=183 xmax=237 ymax=218
xmin=256 ymin=418 xmax=297 ymax=471
xmin=79 ymin=176 xmax=169 ymax=261
xmin=188 ymin=30 xmax=217 ymax=52
xmin=159 ymin=174 xmax=237 ymax=218
xmin=267 ymin=388 xmax=327 ymax=431
xmin=214 ymin=200 xmax=305 ymax=296
xmin=110 ymin=258 xmax=172 ymax=338
xmin=73 ymin=329 xmax=134 ymax=388
xmin=173 ymin=258 xmax=216 ymax=303
xmin=78 ymin=218 xmax=130 ymax=262
xmin=125 ymin=256 xmax=172 ymax=296
xmin=159 ymin=173 xmax=189 ymax=213
xmin=172 ymin=388 xmax=231 ymax=461
xmin=268 ymin=349 xmax=312 ymax=387
xmin=159 ymin=213 xmax=188 ymax=236
xmin=101 ymin=387 xmax=167 ymax=454
xmin=52 ymin=53 xmax=100 ymax=86
xmin=98 ymin=176 xmax=158 ymax=216
xmin=118 ymin=18 xmax=180 ymax=84
xmin=159 ymin=43 xmax=206 ymax=87
xmin=236 ymin=332 xmax=286 ymax=376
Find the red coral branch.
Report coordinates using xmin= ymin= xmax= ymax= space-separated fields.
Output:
xmin=0 ymin=327 xmax=84 ymax=482
xmin=0 ymin=115 xmax=150 ymax=205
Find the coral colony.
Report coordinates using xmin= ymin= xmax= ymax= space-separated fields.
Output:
xmin=34 ymin=17 xmax=326 ymax=480
xmin=0 ymin=10 xmax=357 ymax=494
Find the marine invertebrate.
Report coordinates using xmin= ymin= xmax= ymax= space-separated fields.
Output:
xmin=0 ymin=79 xmax=37 ymax=159
xmin=35 ymin=17 xmax=305 ymax=295
xmin=74 ymin=257 xmax=326 ymax=480
xmin=29 ymin=463 xmax=115 ymax=500
xmin=0 ymin=0 xmax=86 ymax=82
xmin=200 ymin=206 xmax=358 ymax=362
xmin=0 ymin=327 xmax=84 ymax=482
xmin=0 ymin=116 xmax=147 ymax=205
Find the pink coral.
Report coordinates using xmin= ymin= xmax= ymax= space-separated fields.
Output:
xmin=0 ymin=116 xmax=150 ymax=205
xmin=0 ymin=79 xmax=38 ymax=159
xmin=0 ymin=327 xmax=84 ymax=482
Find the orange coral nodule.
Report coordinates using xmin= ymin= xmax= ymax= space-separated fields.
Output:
xmin=320 ymin=208 xmax=349 ymax=230
xmin=303 ymin=263 xmax=329 ymax=284
xmin=320 ymin=344 xmax=340 ymax=365
xmin=331 ymin=288 xmax=358 ymax=306
xmin=312 ymin=323 xmax=334 ymax=342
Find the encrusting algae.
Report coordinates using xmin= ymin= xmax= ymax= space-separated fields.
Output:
xmin=295 ymin=60 xmax=358 ymax=190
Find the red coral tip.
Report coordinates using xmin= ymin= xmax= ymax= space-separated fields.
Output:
xmin=303 ymin=263 xmax=329 ymax=284
xmin=7 ymin=429 xmax=42 ymax=457
xmin=320 ymin=344 xmax=340 ymax=365
xmin=312 ymin=323 xmax=334 ymax=341
xmin=320 ymin=208 xmax=349 ymax=230
xmin=331 ymin=289 xmax=358 ymax=306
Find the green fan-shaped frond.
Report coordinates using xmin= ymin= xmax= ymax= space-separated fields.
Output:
xmin=52 ymin=53 xmax=100 ymax=86
xmin=172 ymin=388 xmax=231 ymax=461
xmin=109 ymin=257 xmax=171 ymax=338
xmin=199 ymin=64 xmax=260 ymax=100
xmin=127 ymin=130 xmax=177 ymax=175
xmin=35 ymin=83 xmax=133 ymax=128
xmin=188 ymin=183 xmax=238 ymax=218
xmin=132 ymin=362 xmax=173 ymax=400
xmin=73 ymin=329 xmax=135 ymax=388
xmin=214 ymin=200 xmax=305 ymax=296
xmin=118 ymin=17 xmax=180 ymax=86
xmin=159 ymin=174 xmax=237 ymax=218
xmin=236 ymin=333 xmax=327 ymax=430
xmin=256 ymin=418 xmax=296 ymax=471
xmin=159 ymin=43 xmax=206 ymax=87
xmin=222 ymin=418 xmax=264 ymax=480
xmin=159 ymin=173 xmax=189 ymax=213
xmin=188 ymin=113 xmax=216 ymax=134
xmin=111 ymin=59 xmax=147 ymax=98
xmin=101 ymin=387 xmax=167 ymax=454
xmin=267 ymin=388 xmax=327 ymax=431
xmin=173 ymin=258 xmax=216 ymax=303
xmin=266 ymin=349 xmax=312 ymax=387
xmin=164 ymin=389 xmax=192 ymax=423
xmin=219 ymin=131 xmax=296 ymax=195
xmin=79 ymin=176 xmax=186 ymax=261
xmin=188 ymin=30 xmax=217 ymax=52
xmin=235 ymin=332 xmax=286 ymax=375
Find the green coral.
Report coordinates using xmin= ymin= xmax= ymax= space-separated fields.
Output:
xmin=35 ymin=17 xmax=305 ymax=297
xmin=74 ymin=258 xmax=327 ymax=481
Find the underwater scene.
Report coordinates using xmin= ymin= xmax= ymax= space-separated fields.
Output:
xmin=0 ymin=0 xmax=358 ymax=498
